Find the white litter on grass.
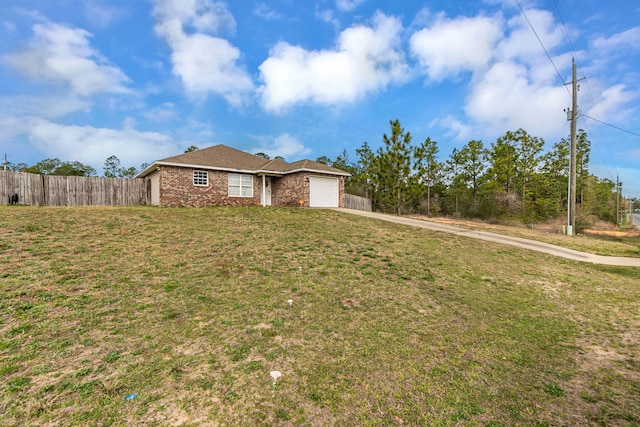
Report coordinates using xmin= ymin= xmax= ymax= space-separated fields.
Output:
xmin=270 ymin=370 xmax=282 ymax=388
xmin=287 ymin=299 xmax=293 ymax=306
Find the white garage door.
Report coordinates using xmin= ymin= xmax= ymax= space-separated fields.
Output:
xmin=309 ymin=176 xmax=339 ymax=207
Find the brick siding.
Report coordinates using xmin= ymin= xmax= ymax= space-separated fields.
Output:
xmin=271 ymin=174 xmax=307 ymax=206
xmin=159 ymin=167 xmax=260 ymax=207
xmin=158 ymin=166 xmax=345 ymax=208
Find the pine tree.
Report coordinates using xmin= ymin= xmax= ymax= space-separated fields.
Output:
xmin=372 ymin=120 xmax=415 ymax=215
xmin=414 ymin=137 xmax=441 ymax=216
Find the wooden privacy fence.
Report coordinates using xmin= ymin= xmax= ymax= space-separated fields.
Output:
xmin=344 ymin=193 xmax=372 ymax=212
xmin=1 ymin=170 xmax=149 ymax=206
xmin=1 ymin=170 xmax=44 ymax=206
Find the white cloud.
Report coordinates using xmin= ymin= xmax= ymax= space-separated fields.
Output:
xmin=258 ymin=12 xmax=408 ymax=113
xmin=411 ymin=8 xmax=583 ymax=141
xmin=143 ymin=102 xmax=178 ymax=122
xmin=82 ymin=0 xmax=128 ymax=28
xmin=251 ymin=134 xmax=312 ymax=160
xmin=592 ymin=27 xmax=640 ymax=51
xmin=588 ymin=27 xmax=640 ymax=82
xmin=336 ymin=0 xmax=366 ymax=12
xmin=465 ymin=61 xmax=568 ymax=138
xmin=24 ymin=117 xmax=178 ymax=168
xmin=152 ymin=0 xmax=236 ymax=34
xmin=152 ymin=0 xmax=253 ymax=105
xmin=585 ymin=84 xmax=637 ymax=122
xmin=180 ymin=119 xmax=215 ymax=141
xmin=497 ymin=8 xmax=572 ymax=86
xmin=254 ymin=3 xmax=283 ymax=21
xmin=498 ymin=9 xmax=564 ymax=65
xmin=0 ymin=115 xmax=28 ymax=141
xmin=170 ymin=33 xmax=253 ymax=104
xmin=431 ymin=115 xmax=473 ymax=141
xmin=3 ymin=22 xmax=129 ymax=97
xmin=316 ymin=8 xmax=340 ymax=30
xmin=122 ymin=116 xmax=137 ymax=130
xmin=410 ymin=13 xmax=504 ymax=81
xmin=0 ymin=95 xmax=90 ymax=119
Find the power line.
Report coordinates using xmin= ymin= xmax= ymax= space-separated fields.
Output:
xmin=519 ymin=0 xmax=636 ymax=184
xmin=519 ymin=2 xmax=637 ymax=200
xmin=514 ymin=0 xmax=570 ymax=95
xmin=546 ymin=1 xmax=622 ymax=179
xmin=578 ymin=115 xmax=615 ymax=181
xmin=549 ymin=0 xmax=577 ymax=56
xmin=582 ymin=115 xmax=640 ymax=138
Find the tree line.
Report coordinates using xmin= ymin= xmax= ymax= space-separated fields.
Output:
xmin=319 ymin=119 xmax=624 ymax=230
xmin=4 ymin=156 xmax=148 ymax=178
xmin=3 ymin=146 xmax=202 ymax=178
xmin=4 ymin=130 xmax=626 ymax=229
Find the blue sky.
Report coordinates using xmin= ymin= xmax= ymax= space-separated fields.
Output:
xmin=1 ymin=0 xmax=639 ymax=196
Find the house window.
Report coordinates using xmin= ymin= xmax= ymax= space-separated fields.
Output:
xmin=193 ymin=170 xmax=208 ymax=186
xmin=228 ymin=173 xmax=253 ymax=197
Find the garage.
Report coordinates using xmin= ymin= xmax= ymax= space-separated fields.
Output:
xmin=309 ymin=176 xmax=339 ymax=207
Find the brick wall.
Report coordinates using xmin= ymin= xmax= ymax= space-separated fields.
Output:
xmin=271 ymin=173 xmax=308 ymax=206
xmin=158 ymin=166 xmax=345 ymax=208
xmin=159 ymin=166 xmax=261 ymax=207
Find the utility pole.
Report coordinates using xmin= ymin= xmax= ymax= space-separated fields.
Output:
xmin=565 ymin=58 xmax=581 ymax=236
xmin=616 ymin=174 xmax=621 ymax=226
xmin=2 ymin=154 xmax=8 ymax=171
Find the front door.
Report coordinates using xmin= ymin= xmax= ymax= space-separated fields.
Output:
xmin=265 ymin=177 xmax=272 ymax=206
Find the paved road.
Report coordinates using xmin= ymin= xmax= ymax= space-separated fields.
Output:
xmin=633 ymin=213 xmax=640 ymax=228
xmin=334 ymin=208 xmax=640 ymax=267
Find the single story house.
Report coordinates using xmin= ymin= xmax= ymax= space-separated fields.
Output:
xmin=135 ymin=144 xmax=350 ymax=208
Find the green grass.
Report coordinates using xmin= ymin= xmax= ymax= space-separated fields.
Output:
xmin=1 ymin=206 xmax=639 ymax=426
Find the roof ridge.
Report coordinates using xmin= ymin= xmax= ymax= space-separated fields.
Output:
xmin=260 ymin=158 xmax=288 ymax=171
xmin=137 ymin=144 xmax=350 ymax=178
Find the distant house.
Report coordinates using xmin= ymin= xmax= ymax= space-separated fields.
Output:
xmin=136 ymin=144 xmax=350 ymax=208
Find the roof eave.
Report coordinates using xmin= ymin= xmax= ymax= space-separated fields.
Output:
xmin=135 ymin=161 xmax=351 ymax=178
xmin=285 ymin=167 xmax=351 ymax=177
xmin=144 ymin=161 xmax=266 ymax=175
xmin=135 ymin=163 xmax=158 ymax=178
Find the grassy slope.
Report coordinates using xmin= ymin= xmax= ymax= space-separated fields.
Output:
xmin=1 ymin=206 xmax=639 ymax=426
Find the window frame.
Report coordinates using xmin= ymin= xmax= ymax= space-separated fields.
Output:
xmin=193 ymin=170 xmax=209 ymax=187
xmin=228 ymin=173 xmax=253 ymax=198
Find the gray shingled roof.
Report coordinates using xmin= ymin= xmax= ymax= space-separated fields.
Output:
xmin=286 ymin=159 xmax=346 ymax=174
xmin=159 ymin=145 xmax=270 ymax=170
xmin=137 ymin=144 xmax=349 ymax=177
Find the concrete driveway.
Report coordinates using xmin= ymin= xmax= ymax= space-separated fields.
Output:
xmin=334 ymin=208 xmax=640 ymax=267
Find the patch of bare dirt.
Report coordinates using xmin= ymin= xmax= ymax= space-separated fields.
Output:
xmin=583 ymin=229 xmax=639 ymax=238
xmin=138 ymin=398 xmax=210 ymax=426
xmin=574 ymin=341 xmax=629 ymax=369
xmin=0 ymin=227 xmax=15 ymax=236
xmin=341 ymin=298 xmax=360 ymax=309
xmin=251 ymin=322 xmax=272 ymax=330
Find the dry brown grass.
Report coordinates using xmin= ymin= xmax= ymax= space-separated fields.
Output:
xmin=1 ymin=206 xmax=639 ymax=426
xmin=410 ymin=214 xmax=640 ymax=257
